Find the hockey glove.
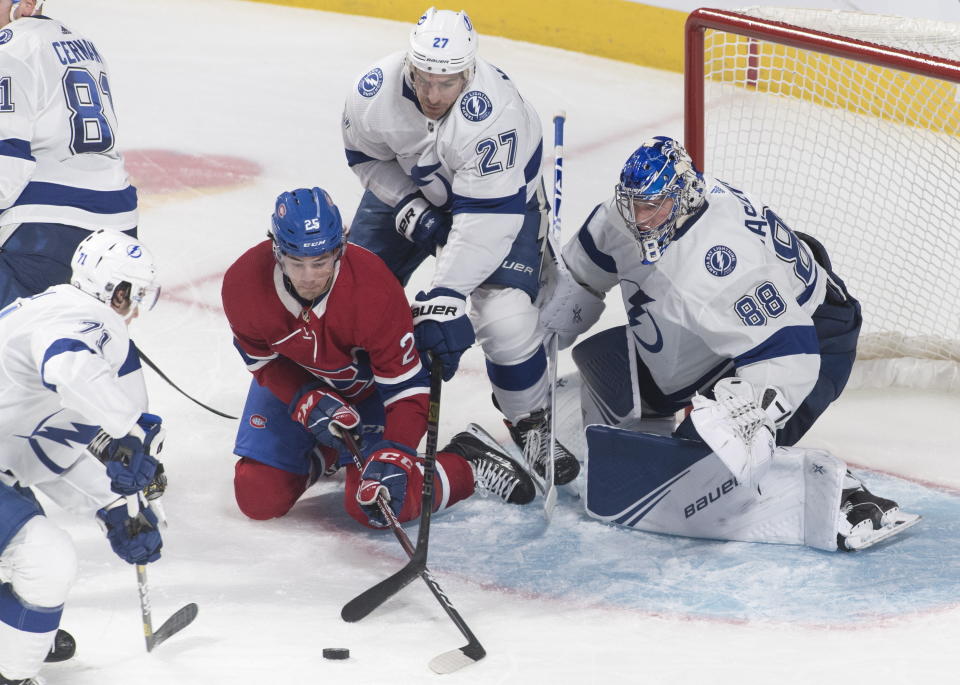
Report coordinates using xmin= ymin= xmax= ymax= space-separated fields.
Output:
xmin=689 ymin=378 xmax=785 ymax=490
xmin=97 ymin=499 xmax=163 ymax=565
xmin=290 ymin=386 xmax=361 ymax=451
xmin=536 ymin=257 xmax=605 ymax=350
xmin=356 ymin=441 xmax=419 ymax=527
xmin=393 ymin=192 xmax=452 ymax=255
xmin=411 ymin=288 xmax=475 ymax=381
xmin=101 ymin=413 xmax=164 ymax=496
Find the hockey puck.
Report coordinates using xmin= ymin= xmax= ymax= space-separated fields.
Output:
xmin=322 ymin=647 xmax=350 ymax=660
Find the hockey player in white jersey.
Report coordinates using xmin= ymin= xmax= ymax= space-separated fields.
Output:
xmin=0 ymin=0 xmax=139 ymax=308
xmin=342 ymin=7 xmax=579 ymax=487
xmin=0 ymin=230 xmax=164 ymax=685
xmin=541 ymin=136 xmax=917 ymax=550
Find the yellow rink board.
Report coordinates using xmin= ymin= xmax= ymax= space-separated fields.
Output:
xmin=243 ymin=0 xmax=687 ymax=73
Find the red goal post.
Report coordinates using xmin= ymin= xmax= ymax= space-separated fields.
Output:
xmin=684 ymin=8 xmax=960 ymax=390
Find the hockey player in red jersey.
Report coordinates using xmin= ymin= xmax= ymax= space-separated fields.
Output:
xmin=221 ymin=187 xmax=534 ymax=528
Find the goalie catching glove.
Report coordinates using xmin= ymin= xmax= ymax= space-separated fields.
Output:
xmin=411 ymin=287 xmax=475 ymax=381
xmin=393 ymin=192 xmax=452 ymax=255
xmin=690 ymin=378 xmax=791 ymax=490
xmin=355 ymin=441 xmax=420 ymax=527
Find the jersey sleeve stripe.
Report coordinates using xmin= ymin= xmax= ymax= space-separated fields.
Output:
xmin=118 ymin=341 xmax=142 ymax=377
xmin=577 ymin=216 xmax=617 ymax=273
xmin=345 ymin=148 xmax=377 ymax=167
xmin=382 ymin=385 xmax=429 ymax=406
xmin=523 ymin=139 xmax=543 ymax=184
xmin=0 ymin=138 xmax=35 ymax=161
xmin=734 ymin=325 xmax=820 ymax=368
xmin=373 ymin=362 xmax=425 ymax=385
xmin=232 ymin=338 xmax=276 ymax=370
xmin=12 ymin=182 xmax=137 ymax=214
xmin=452 ymin=187 xmax=525 ymax=215
xmin=40 ymin=338 xmax=95 ymax=391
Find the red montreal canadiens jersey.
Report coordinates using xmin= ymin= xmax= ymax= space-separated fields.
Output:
xmin=222 ymin=241 xmax=428 ymax=448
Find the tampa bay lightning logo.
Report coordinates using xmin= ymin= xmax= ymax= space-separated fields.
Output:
xmin=623 ymin=281 xmax=663 ymax=353
xmin=358 ymin=68 xmax=384 ymax=98
xmin=0 ymin=29 xmax=13 ymax=45
xmin=705 ymin=245 xmax=737 ymax=277
xmin=127 ymin=245 xmax=142 ymax=258
xmin=460 ymin=91 xmax=492 ymax=122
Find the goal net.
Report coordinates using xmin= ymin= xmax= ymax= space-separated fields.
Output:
xmin=685 ymin=8 xmax=960 ymax=390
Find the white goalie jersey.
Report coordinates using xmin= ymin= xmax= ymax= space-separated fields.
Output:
xmin=342 ymin=51 xmax=544 ymax=296
xmin=0 ymin=285 xmax=144 ymax=511
xmin=562 ymin=176 xmax=830 ymax=415
xmin=0 ymin=16 xmax=137 ymax=230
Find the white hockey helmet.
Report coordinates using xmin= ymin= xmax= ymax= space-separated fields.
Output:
xmin=408 ymin=7 xmax=478 ymax=76
xmin=71 ymin=230 xmax=160 ymax=312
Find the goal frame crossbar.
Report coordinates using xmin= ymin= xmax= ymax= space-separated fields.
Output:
xmin=683 ymin=7 xmax=960 ymax=169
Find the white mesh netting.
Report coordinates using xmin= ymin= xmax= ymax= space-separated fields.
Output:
xmin=699 ymin=8 xmax=960 ymax=389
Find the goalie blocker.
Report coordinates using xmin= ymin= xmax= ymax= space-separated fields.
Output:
xmin=586 ymin=425 xmax=858 ymax=551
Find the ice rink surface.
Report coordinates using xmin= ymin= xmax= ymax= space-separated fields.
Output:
xmin=36 ymin=1 xmax=960 ymax=683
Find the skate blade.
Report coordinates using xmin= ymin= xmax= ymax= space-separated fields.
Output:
xmin=845 ymin=513 xmax=921 ymax=551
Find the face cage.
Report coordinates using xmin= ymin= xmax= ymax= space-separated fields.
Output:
xmin=614 ymin=184 xmax=680 ymax=263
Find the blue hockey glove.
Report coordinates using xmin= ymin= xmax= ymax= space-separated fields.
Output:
xmin=290 ymin=386 xmax=361 ymax=452
xmin=102 ymin=414 xmax=163 ymax=496
xmin=411 ymin=287 xmax=475 ymax=381
xmin=393 ymin=193 xmax=452 ymax=255
xmin=97 ymin=500 xmax=163 ymax=565
xmin=356 ymin=441 xmax=419 ymax=527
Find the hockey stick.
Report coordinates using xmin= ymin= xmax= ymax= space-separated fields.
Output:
xmin=125 ymin=497 xmax=198 ymax=652
xmin=340 ymin=359 xmax=485 ymax=673
xmin=134 ymin=342 xmax=238 ymax=419
xmin=541 ymin=112 xmax=568 ymax=519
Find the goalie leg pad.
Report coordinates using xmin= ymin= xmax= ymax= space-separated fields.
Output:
xmin=585 ymin=426 xmax=849 ymax=550
xmin=572 ymin=326 xmax=642 ymax=429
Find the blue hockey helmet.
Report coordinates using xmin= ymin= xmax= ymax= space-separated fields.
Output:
xmin=615 ymin=136 xmax=704 ymax=263
xmin=270 ymin=187 xmax=344 ymax=259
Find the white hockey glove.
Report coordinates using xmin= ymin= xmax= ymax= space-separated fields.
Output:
xmin=536 ymin=258 xmax=605 ymax=350
xmin=690 ymin=378 xmax=788 ymax=490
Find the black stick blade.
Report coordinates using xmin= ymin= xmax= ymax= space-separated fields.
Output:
xmin=151 ymin=603 xmax=199 ymax=650
xmin=341 ymin=563 xmax=423 ymax=622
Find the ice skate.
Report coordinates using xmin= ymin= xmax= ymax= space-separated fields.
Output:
xmin=0 ymin=674 xmax=43 ymax=685
xmin=837 ymin=486 xmax=921 ymax=551
xmin=44 ymin=629 xmax=75 ymax=663
xmin=504 ymin=409 xmax=580 ymax=486
xmin=443 ymin=431 xmax=535 ymax=505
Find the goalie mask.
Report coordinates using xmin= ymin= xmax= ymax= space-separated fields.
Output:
xmin=408 ymin=7 xmax=478 ymax=77
xmin=615 ymin=136 xmax=705 ymax=264
xmin=71 ymin=230 xmax=161 ymax=313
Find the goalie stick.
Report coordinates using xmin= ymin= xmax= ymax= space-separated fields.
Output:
xmin=540 ymin=111 xmax=568 ymax=520
xmin=339 ymin=359 xmax=485 ymax=673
